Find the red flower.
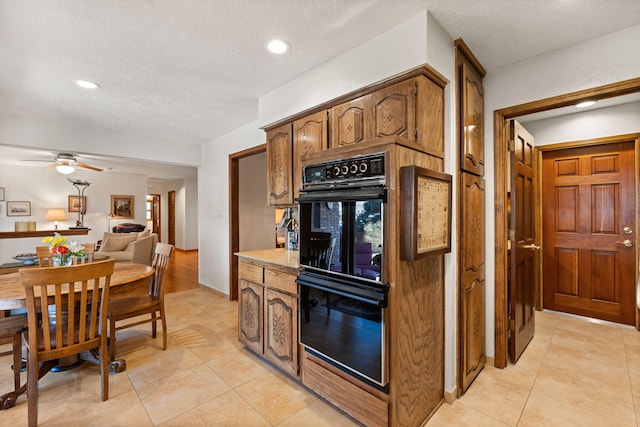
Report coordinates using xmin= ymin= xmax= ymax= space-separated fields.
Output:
xmin=52 ymin=246 xmax=69 ymax=255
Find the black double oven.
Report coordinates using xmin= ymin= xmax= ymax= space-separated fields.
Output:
xmin=296 ymin=152 xmax=389 ymax=390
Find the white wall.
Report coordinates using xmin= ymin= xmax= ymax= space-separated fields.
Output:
xmin=483 ymin=24 xmax=640 ymax=359
xmin=522 ymin=101 xmax=640 ymax=146
xmin=239 ymin=153 xmax=277 ymax=251
xmin=0 ymin=164 xmax=148 ymax=262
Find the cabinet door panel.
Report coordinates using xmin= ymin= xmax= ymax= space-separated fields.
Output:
xmin=293 ymin=111 xmax=328 ymax=199
xmin=460 ymin=61 xmax=485 ymax=176
xmin=330 ymin=95 xmax=370 ymax=148
xmin=239 ymin=279 xmax=264 ymax=355
xmin=459 ymin=172 xmax=486 ymax=391
xmin=266 ymin=123 xmax=293 ymax=206
xmin=265 ymin=288 xmax=298 ymax=377
xmin=370 ymin=79 xmax=416 ymax=142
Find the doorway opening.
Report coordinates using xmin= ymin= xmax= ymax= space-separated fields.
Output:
xmin=493 ymin=77 xmax=640 ymax=368
xmin=228 ymin=144 xmax=267 ymax=301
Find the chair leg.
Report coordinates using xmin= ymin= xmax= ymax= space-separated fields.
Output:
xmin=151 ymin=313 xmax=157 ymax=339
xmin=100 ymin=339 xmax=109 ymax=401
xmin=109 ymin=318 xmax=117 ymax=362
xmin=12 ymin=332 xmax=21 ymax=392
xmin=27 ymin=351 xmax=38 ymax=427
xmin=160 ymin=311 xmax=167 ymax=351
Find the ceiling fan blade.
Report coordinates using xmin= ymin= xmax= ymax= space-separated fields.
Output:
xmin=44 ymin=163 xmax=57 ymax=169
xmin=75 ymin=162 xmax=103 ymax=172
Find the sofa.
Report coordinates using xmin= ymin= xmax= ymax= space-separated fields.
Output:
xmin=96 ymin=230 xmax=158 ymax=265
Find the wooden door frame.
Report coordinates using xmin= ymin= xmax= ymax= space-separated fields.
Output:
xmin=493 ymin=77 xmax=640 ymax=368
xmin=228 ymin=144 xmax=267 ymax=301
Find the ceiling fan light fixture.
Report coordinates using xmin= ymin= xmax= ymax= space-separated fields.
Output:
xmin=75 ymin=79 xmax=100 ymax=89
xmin=56 ymin=164 xmax=75 ymax=174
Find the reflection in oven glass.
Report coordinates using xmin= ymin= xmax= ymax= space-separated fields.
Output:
xmin=300 ymin=286 xmax=384 ymax=384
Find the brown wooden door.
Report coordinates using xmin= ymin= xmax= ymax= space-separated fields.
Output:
xmin=509 ymin=120 xmax=536 ymax=362
xmin=542 ymin=141 xmax=636 ymax=325
xmin=266 ymin=123 xmax=294 ymax=206
xmin=293 ymin=111 xmax=328 ymax=201
xmin=460 ymin=61 xmax=484 ymax=176
xmin=149 ymin=194 xmax=161 ymax=241
xmin=370 ymin=79 xmax=416 ymax=142
xmin=459 ymin=172 xmax=486 ymax=390
xmin=330 ymin=95 xmax=369 ymax=148
xmin=168 ymin=190 xmax=175 ymax=246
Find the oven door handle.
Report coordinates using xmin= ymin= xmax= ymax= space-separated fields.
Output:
xmin=297 ymin=187 xmax=387 ymax=203
xmin=296 ymin=277 xmax=387 ymax=307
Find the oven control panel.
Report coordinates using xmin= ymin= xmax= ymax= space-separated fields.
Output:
xmin=304 ymin=153 xmax=385 ymax=186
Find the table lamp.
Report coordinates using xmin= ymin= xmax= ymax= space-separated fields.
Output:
xmin=45 ymin=208 xmax=67 ymax=230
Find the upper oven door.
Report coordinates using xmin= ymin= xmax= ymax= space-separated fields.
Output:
xmin=298 ymin=187 xmax=385 ymax=282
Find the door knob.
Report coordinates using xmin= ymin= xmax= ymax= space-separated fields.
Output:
xmin=520 ymin=244 xmax=541 ymax=250
xmin=616 ymin=239 xmax=633 ymax=248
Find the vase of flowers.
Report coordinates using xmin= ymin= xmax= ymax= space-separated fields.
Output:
xmin=42 ymin=232 xmax=85 ymax=267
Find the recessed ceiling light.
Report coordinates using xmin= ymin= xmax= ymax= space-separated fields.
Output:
xmin=576 ymin=100 xmax=596 ymax=108
xmin=75 ymin=80 xmax=100 ymax=89
xmin=265 ymin=39 xmax=290 ymax=54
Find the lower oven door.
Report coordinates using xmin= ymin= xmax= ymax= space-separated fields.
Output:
xmin=297 ymin=270 xmax=388 ymax=389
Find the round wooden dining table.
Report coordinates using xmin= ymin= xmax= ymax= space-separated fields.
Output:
xmin=0 ymin=261 xmax=154 ymax=310
xmin=0 ymin=261 xmax=154 ymax=410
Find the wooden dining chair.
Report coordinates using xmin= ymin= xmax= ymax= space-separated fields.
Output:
xmin=35 ymin=246 xmax=53 ymax=267
xmin=0 ymin=313 xmax=27 ymax=399
xmin=73 ymin=243 xmax=96 ymax=264
xmin=108 ymin=243 xmax=174 ymax=363
xmin=19 ymin=260 xmax=115 ymax=427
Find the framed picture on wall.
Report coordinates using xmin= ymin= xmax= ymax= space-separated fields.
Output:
xmin=68 ymin=195 xmax=87 ymax=213
xmin=400 ymin=166 xmax=452 ymax=260
xmin=110 ymin=195 xmax=135 ymax=219
xmin=7 ymin=201 xmax=31 ymax=217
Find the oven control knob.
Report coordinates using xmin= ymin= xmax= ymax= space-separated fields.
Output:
xmin=350 ymin=163 xmax=358 ymax=174
xmin=332 ymin=166 xmax=341 ymax=177
xmin=341 ymin=165 xmax=349 ymax=175
xmin=359 ymin=162 xmax=368 ymax=173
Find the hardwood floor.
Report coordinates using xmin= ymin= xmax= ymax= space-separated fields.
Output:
xmin=163 ymin=249 xmax=199 ymax=294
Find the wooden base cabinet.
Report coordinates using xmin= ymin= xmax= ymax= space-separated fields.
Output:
xmin=238 ymin=259 xmax=299 ymax=378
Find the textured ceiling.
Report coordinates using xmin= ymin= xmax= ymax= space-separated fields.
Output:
xmin=1 ymin=0 xmax=639 ymax=177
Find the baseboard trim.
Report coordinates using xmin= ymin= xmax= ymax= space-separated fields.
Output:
xmin=444 ymin=388 xmax=457 ymax=404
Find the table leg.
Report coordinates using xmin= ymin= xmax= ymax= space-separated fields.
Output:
xmin=0 ymin=360 xmax=55 ymax=410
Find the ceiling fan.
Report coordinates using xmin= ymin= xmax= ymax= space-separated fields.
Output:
xmin=42 ymin=153 xmax=103 ymax=174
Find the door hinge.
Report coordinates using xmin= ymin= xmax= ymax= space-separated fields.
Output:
xmin=508 ymin=229 xmax=515 ymax=241
xmin=509 ymin=319 xmax=516 ymax=331
xmin=414 ymin=84 xmax=418 ymax=96
xmin=508 ymin=139 xmax=515 ymax=152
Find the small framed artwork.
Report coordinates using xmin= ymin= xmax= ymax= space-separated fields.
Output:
xmin=110 ymin=195 xmax=135 ymax=219
xmin=68 ymin=195 xmax=87 ymax=213
xmin=7 ymin=201 xmax=31 ymax=217
xmin=400 ymin=166 xmax=452 ymax=260
xmin=0 ymin=187 xmax=4 ymax=201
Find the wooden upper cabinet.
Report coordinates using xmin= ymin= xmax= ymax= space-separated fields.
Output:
xmin=330 ymin=95 xmax=369 ymax=149
xmin=266 ymin=123 xmax=294 ymax=207
xmin=460 ymin=61 xmax=485 ymax=176
xmin=293 ymin=111 xmax=328 ymax=200
xmin=371 ymin=79 xmax=416 ymax=142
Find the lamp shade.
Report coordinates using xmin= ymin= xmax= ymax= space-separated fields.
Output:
xmin=45 ymin=208 xmax=67 ymax=221
xmin=56 ymin=164 xmax=75 ymax=174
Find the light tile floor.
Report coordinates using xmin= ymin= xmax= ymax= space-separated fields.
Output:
xmin=1 ymin=290 xmax=639 ymax=426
